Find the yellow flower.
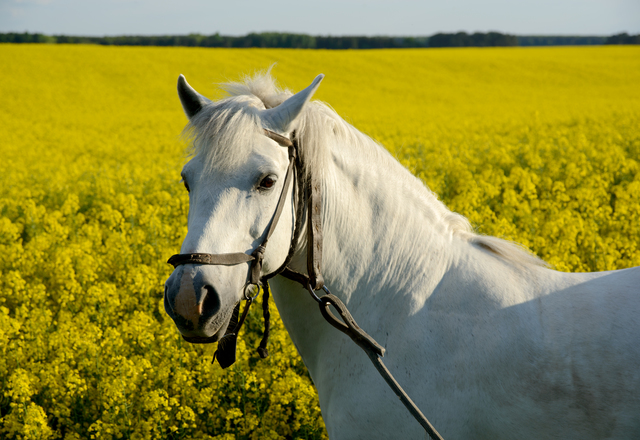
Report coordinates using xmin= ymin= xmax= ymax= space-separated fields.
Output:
xmin=0 ymin=43 xmax=638 ymax=440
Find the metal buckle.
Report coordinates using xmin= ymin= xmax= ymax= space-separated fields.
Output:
xmin=243 ymin=282 xmax=261 ymax=301
xmin=306 ymin=282 xmax=330 ymax=304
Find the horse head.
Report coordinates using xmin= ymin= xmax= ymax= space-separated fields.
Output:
xmin=164 ymin=73 xmax=323 ymax=343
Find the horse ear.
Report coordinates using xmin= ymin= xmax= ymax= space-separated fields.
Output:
xmin=177 ymin=74 xmax=212 ymax=120
xmin=261 ymin=74 xmax=324 ymax=132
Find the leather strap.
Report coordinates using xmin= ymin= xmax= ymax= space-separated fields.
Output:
xmin=248 ymin=146 xmax=297 ymax=285
xmin=256 ymin=147 xmax=297 ymax=250
xmin=262 ymin=129 xmax=294 ymax=148
xmin=213 ymin=299 xmax=253 ymax=369
xmin=306 ymin=174 xmax=324 ymax=290
xmin=168 ymin=252 xmax=254 ymax=267
xmin=279 ymin=267 xmax=311 ymax=287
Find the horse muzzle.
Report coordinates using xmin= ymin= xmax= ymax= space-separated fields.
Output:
xmin=164 ymin=265 xmax=232 ymax=342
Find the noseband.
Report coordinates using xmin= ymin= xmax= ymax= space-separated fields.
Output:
xmin=167 ymin=128 xmax=443 ymax=439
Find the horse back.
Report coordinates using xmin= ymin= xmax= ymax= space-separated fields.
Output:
xmin=496 ymin=266 xmax=640 ymax=438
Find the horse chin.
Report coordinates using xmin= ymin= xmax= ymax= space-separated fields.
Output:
xmin=181 ymin=333 xmax=221 ymax=344
xmin=178 ymin=307 xmax=234 ymax=344
xmin=179 ymin=324 xmax=226 ymax=344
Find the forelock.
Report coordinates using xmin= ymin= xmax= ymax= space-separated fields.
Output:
xmin=181 ymin=70 xmax=294 ymax=173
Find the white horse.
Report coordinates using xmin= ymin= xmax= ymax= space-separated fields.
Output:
xmin=164 ymin=72 xmax=640 ymax=439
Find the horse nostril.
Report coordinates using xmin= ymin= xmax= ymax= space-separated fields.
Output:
xmin=200 ymin=284 xmax=220 ymax=318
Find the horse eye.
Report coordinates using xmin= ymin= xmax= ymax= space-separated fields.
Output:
xmin=259 ymin=176 xmax=276 ymax=190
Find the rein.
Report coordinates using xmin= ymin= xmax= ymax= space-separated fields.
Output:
xmin=167 ymin=129 xmax=444 ymax=440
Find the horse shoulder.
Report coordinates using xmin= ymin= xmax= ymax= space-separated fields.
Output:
xmin=490 ymin=266 xmax=640 ymax=437
xmin=422 ymin=255 xmax=640 ymax=438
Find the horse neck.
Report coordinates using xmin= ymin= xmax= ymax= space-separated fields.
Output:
xmin=305 ymin=131 xmax=462 ymax=308
xmin=273 ymin=128 xmax=546 ymax=376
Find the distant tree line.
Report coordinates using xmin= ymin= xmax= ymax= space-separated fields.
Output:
xmin=1 ymin=32 xmax=57 ymax=44
xmin=604 ymin=33 xmax=640 ymax=44
xmin=429 ymin=32 xmax=517 ymax=47
xmin=0 ymin=32 xmax=428 ymax=48
xmin=517 ymin=35 xmax=606 ymax=46
xmin=1 ymin=31 xmax=638 ymax=48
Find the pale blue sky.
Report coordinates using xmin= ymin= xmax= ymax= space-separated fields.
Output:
xmin=1 ymin=0 xmax=638 ymax=36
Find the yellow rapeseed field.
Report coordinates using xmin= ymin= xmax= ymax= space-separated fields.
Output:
xmin=1 ymin=44 xmax=639 ymax=439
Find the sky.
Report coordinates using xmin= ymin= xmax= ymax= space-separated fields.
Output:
xmin=1 ymin=0 xmax=639 ymax=37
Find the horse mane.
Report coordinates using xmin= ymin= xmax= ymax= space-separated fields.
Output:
xmin=184 ymin=69 xmax=546 ymax=269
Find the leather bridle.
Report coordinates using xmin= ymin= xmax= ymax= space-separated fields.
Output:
xmin=167 ymin=128 xmax=444 ymax=440
xmin=168 ymin=129 xmax=302 ymax=290
xmin=168 ymin=129 xmax=323 ymax=366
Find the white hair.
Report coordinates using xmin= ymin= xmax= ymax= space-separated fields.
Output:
xmin=183 ymin=69 xmax=546 ymax=268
